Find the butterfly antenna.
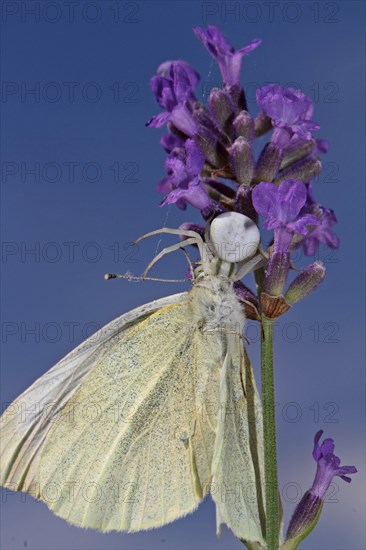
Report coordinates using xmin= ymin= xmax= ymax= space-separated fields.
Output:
xmin=104 ymin=273 xmax=188 ymax=283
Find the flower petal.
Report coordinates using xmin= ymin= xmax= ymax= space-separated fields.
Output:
xmin=185 ymin=139 xmax=205 ymax=176
xmin=287 ymin=213 xmax=320 ymax=236
xmin=160 ymin=132 xmax=184 ymax=153
xmin=170 ymin=102 xmax=197 ymax=136
xmin=252 ymin=181 xmax=279 ymax=218
xmin=157 ymin=177 xmax=174 ymax=194
xmin=161 ymin=177 xmax=211 ymax=210
xmin=277 ymin=180 xmax=307 ymax=222
xmin=146 ymin=111 xmax=171 ymax=128
xmin=238 ymin=38 xmax=262 ymax=55
xmin=312 ymin=430 xmax=323 ymax=461
xmin=194 ymin=25 xmax=261 ymax=86
xmin=157 ymin=60 xmax=200 ymax=90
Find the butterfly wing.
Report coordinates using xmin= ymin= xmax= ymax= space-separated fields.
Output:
xmin=0 ymin=293 xmax=187 ymax=491
xmin=1 ymin=291 xmax=223 ymax=532
xmin=211 ymin=335 xmax=266 ymax=547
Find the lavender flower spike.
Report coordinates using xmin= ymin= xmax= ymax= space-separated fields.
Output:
xmin=193 ymin=25 xmax=261 ymax=86
xmin=286 ymin=431 xmax=357 ymax=543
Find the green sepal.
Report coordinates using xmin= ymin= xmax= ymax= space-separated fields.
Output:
xmin=279 ymin=500 xmax=324 ymax=550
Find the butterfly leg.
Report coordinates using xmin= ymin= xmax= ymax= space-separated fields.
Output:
xmin=202 ymin=327 xmax=249 ymax=344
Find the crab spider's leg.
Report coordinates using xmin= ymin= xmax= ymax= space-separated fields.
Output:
xmin=233 ymin=251 xmax=267 ymax=281
xmin=135 ymin=227 xmax=204 ymax=245
xmin=135 ymin=227 xmax=206 ymax=265
xmin=143 ymin=238 xmax=200 ymax=278
xmin=181 ymin=248 xmax=195 ymax=281
xmin=203 ymin=223 xmax=218 ymax=263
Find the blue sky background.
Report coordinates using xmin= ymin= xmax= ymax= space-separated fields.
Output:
xmin=1 ymin=1 xmax=365 ymax=549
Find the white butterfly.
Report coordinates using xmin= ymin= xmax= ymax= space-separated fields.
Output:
xmin=0 ymin=212 xmax=266 ymax=546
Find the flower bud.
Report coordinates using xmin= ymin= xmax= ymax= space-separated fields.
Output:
xmin=167 ymin=121 xmax=188 ymax=142
xmin=254 ymin=143 xmax=283 ymax=183
xmin=179 ymin=222 xmax=205 ymax=241
xmin=254 ymin=111 xmax=272 ymax=137
xmin=233 ymin=110 xmax=254 ymax=142
xmin=234 ymin=281 xmax=260 ymax=321
xmin=200 ymin=201 xmax=226 ymax=221
xmin=285 ymin=261 xmax=326 ymax=305
xmin=204 ymin=179 xmax=235 ymax=209
xmin=234 ymin=280 xmax=257 ymax=304
xmin=225 ymin=83 xmax=247 ymax=113
xmin=205 ymin=179 xmax=236 ymax=199
xmin=229 ymin=137 xmax=255 ymax=184
xmin=281 ymin=139 xmax=315 ymax=169
xmin=264 ymin=251 xmax=290 ymax=296
xmin=193 ymin=104 xmax=230 ymax=146
xmin=275 ymin=156 xmax=321 ymax=184
xmin=208 ymin=88 xmax=233 ymax=133
xmin=192 ymin=110 xmax=230 ymax=169
xmin=194 ymin=131 xmax=228 ymax=169
xmin=234 ymin=185 xmax=258 ymax=222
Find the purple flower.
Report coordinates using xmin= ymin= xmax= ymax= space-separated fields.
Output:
xmin=147 ymin=61 xmax=199 ymax=135
xmin=252 ymin=180 xmax=319 ymax=295
xmin=148 ymin=101 xmax=198 ymax=136
xmin=160 ymin=132 xmax=184 ymax=153
xmin=295 ymin=182 xmax=339 ymax=256
xmin=159 ymin=139 xmax=211 ymax=210
xmin=252 ymin=179 xmax=319 ymax=252
xmin=315 ymin=138 xmax=329 ymax=154
xmin=193 ymin=25 xmax=261 ymax=86
xmin=150 ymin=60 xmax=199 ymax=111
xmin=256 ymin=84 xmax=320 ymax=148
xmin=300 ymin=207 xmax=339 ymax=256
xmin=311 ymin=430 xmax=357 ymax=499
xmin=286 ymin=431 xmax=356 ymax=541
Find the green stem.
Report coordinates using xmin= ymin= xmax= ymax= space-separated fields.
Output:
xmin=261 ymin=317 xmax=279 ymax=550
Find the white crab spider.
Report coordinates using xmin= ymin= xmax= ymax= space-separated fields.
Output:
xmin=135 ymin=211 xmax=266 ymax=282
